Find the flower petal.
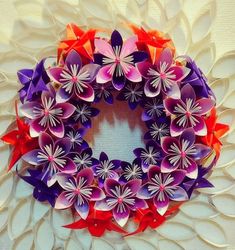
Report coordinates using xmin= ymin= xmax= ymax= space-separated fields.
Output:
xmin=161 ymin=136 xmax=180 ymax=154
xmin=120 ymin=35 xmax=137 ymax=58
xmin=137 ymin=61 xmax=154 ymax=78
xmin=131 ymin=51 xmax=148 ymax=63
xmin=56 ymin=86 xmax=72 ymax=103
xmin=170 ymin=116 xmax=186 ymax=137
xmin=124 ymin=64 xmax=142 ymax=82
xmin=193 ymin=116 xmax=207 ymax=136
xmin=157 ymin=48 xmax=173 ymax=69
xmin=196 ymin=98 xmax=215 ymax=115
xmin=104 ymin=178 xmax=120 ymax=196
xmin=164 ymin=98 xmax=184 ymax=115
xmin=181 ymin=84 xmax=196 ymax=103
xmin=166 ymin=82 xmax=180 ymax=99
xmin=56 ymin=174 xmax=76 ymax=190
xmin=170 ymin=170 xmax=186 ymax=186
xmin=111 ymin=30 xmax=123 ymax=48
xmin=65 ymin=49 xmax=82 ymax=73
xmin=124 ymin=179 xmax=142 ymax=195
xmin=60 ymin=158 xmax=77 ymax=173
xmin=49 ymin=119 xmax=65 ymax=138
xmin=22 ymin=149 xmax=41 ymax=165
xmin=20 ymin=102 xmax=41 ymax=119
xmin=55 ymin=103 xmax=76 ymax=119
xmin=144 ymin=78 xmax=161 ymax=97
xmin=79 ymin=64 xmax=100 ymax=83
xmin=153 ymin=194 xmax=169 ymax=216
xmin=47 ymin=67 xmax=64 ymax=83
xmin=76 ymin=168 xmax=94 ymax=186
xmin=77 ymin=83 xmax=95 ymax=102
xmin=169 ymin=186 xmax=188 ymax=201
xmin=94 ymin=198 xmax=112 ymax=211
xmin=17 ymin=69 xmax=33 ymax=84
xmin=193 ymin=144 xmax=211 ymax=161
xmin=74 ymin=200 xmax=90 ymax=220
xmin=113 ymin=205 xmax=130 ymax=227
xmin=112 ymin=66 xmax=126 ymax=90
xmin=99 ymin=152 xmax=108 ymax=162
xmin=137 ymin=183 xmax=154 ymax=199
xmin=39 ymin=132 xmax=54 ymax=149
xmin=90 ymin=186 xmax=105 ymax=201
xmin=134 ymin=198 xmax=148 ymax=209
xmin=94 ymin=39 xmax=115 ymax=59
xmin=180 ymin=128 xmax=195 ymax=148
xmin=30 ymin=118 xmax=47 ymax=137
xmin=161 ymin=156 xmax=179 ymax=173
xmin=96 ymin=65 xmax=112 ymax=84
xmin=55 ymin=191 xmax=74 ymax=209
xmin=185 ymin=159 xmax=198 ymax=179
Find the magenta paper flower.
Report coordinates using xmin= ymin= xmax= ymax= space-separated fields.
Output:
xmin=137 ymin=166 xmax=188 ymax=215
xmin=95 ymin=179 xmax=148 ymax=227
xmin=164 ymin=84 xmax=215 ymax=136
xmin=48 ymin=49 xmax=100 ymax=103
xmin=161 ymin=128 xmax=211 ymax=179
xmin=55 ymin=168 xmax=105 ymax=220
xmin=21 ymin=90 xmax=76 ymax=138
xmin=22 ymin=132 xmax=76 ymax=186
xmin=137 ymin=48 xmax=189 ymax=98
xmin=94 ymin=30 xmax=148 ymax=90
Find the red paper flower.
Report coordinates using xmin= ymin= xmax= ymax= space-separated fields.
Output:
xmin=201 ymin=108 xmax=229 ymax=158
xmin=1 ymin=103 xmax=38 ymax=171
xmin=58 ymin=23 xmax=97 ymax=63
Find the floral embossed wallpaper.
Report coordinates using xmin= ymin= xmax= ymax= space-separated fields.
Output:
xmin=0 ymin=0 xmax=235 ymax=249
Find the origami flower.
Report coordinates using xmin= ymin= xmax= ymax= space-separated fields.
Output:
xmin=164 ymin=84 xmax=215 ymax=136
xmin=70 ymin=147 xmax=98 ymax=171
xmin=58 ymin=23 xmax=96 ymax=63
xmin=182 ymin=56 xmax=215 ymax=99
xmin=48 ymin=49 xmax=100 ymax=103
xmin=137 ymin=166 xmax=188 ymax=215
xmin=141 ymin=97 xmax=164 ymax=121
xmin=137 ymin=48 xmax=189 ymax=98
xmin=92 ymin=152 xmax=120 ymax=187
xmin=17 ymin=59 xmax=49 ymax=103
xmin=134 ymin=141 xmax=162 ymax=172
xmin=93 ymin=83 xmax=114 ymax=104
xmin=161 ymin=128 xmax=211 ymax=179
xmin=95 ymin=179 xmax=147 ymax=227
xmin=116 ymin=81 xmax=144 ymax=110
xmin=144 ymin=116 xmax=170 ymax=143
xmin=71 ymin=101 xmax=99 ymax=128
xmin=21 ymin=90 xmax=76 ymax=138
xmin=22 ymin=132 xmax=76 ymax=186
xmin=94 ymin=30 xmax=148 ymax=90
xmin=18 ymin=168 xmax=62 ymax=207
xmin=119 ymin=158 xmax=146 ymax=183
xmin=65 ymin=126 xmax=88 ymax=151
xmin=55 ymin=168 xmax=105 ymax=219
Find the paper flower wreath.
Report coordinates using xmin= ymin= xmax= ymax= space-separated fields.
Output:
xmin=1 ymin=24 xmax=229 ymax=237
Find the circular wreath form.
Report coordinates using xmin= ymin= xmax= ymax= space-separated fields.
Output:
xmin=1 ymin=24 xmax=229 ymax=237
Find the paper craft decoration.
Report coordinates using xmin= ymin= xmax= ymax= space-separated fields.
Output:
xmin=1 ymin=23 xmax=229 ymax=236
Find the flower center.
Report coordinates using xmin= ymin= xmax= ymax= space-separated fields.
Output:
xmin=75 ymin=188 xmax=80 ymax=194
xmin=115 ymin=58 xmax=120 ymax=64
xmin=48 ymin=155 xmax=54 ymax=162
xmin=44 ymin=109 xmax=50 ymax=116
xmin=186 ymin=111 xmax=191 ymax=117
xmin=181 ymin=151 xmax=186 ymax=158
xmin=160 ymin=72 xmax=166 ymax=79
xmin=71 ymin=76 xmax=78 ymax=83
xmin=159 ymin=184 xmax=165 ymax=191
xmin=118 ymin=197 xmax=123 ymax=204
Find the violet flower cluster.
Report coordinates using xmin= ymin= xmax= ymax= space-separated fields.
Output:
xmin=16 ymin=29 xmax=217 ymax=228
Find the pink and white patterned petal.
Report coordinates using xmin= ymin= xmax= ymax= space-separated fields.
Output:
xmin=94 ymin=39 xmax=116 ymax=59
xmin=54 ymin=137 xmax=72 ymax=155
xmin=170 ymin=186 xmax=188 ymax=201
xmin=181 ymin=84 xmax=196 ymax=103
xmin=179 ymin=128 xmax=195 ymax=148
xmin=78 ymin=64 xmax=100 ymax=83
xmin=56 ymin=174 xmax=76 ymax=190
xmin=137 ymin=61 xmax=154 ymax=79
xmin=30 ymin=118 xmax=47 ymax=137
xmin=120 ymin=35 xmax=137 ymax=58
xmin=156 ymin=48 xmax=173 ymax=70
xmin=65 ymin=50 xmax=82 ymax=73
xmin=144 ymin=78 xmax=161 ymax=97
xmin=113 ymin=205 xmax=130 ymax=227
xmin=148 ymin=165 xmax=161 ymax=180
xmin=56 ymin=86 xmax=72 ymax=103
xmin=59 ymin=158 xmax=77 ymax=173
xmin=196 ymin=98 xmax=215 ymax=115
xmin=77 ymin=83 xmax=95 ymax=102
xmin=164 ymin=98 xmax=185 ymax=115
xmin=74 ymin=200 xmax=90 ymax=220
xmin=170 ymin=116 xmax=187 ymax=137
xmin=39 ymin=132 xmax=54 ymax=150
xmin=192 ymin=116 xmax=207 ymax=136
xmin=161 ymin=136 xmax=180 ymax=154
xmin=124 ymin=179 xmax=142 ymax=196
xmin=55 ymin=191 xmax=74 ymax=209
xmin=20 ymin=102 xmax=41 ymax=119
xmin=96 ymin=65 xmax=113 ymax=84
xmin=47 ymin=67 xmax=64 ymax=83
xmin=124 ymin=64 xmax=142 ymax=82
xmin=94 ymin=198 xmax=113 ymax=211
xmin=55 ymin=103 xmax=76 ymax=119
xmin=185 ymin=159 xmax=198 ymax=179
xmin=137 ymin=183 xmax=154 ymax=199
xmin=76 ymin=168 xmax=94 ymax=186
xmin=166 ymin=82 xmax=181 ymax=99
xmin=49 ymin=119 xmax=65 ymax=138
xmin=153 ymin=194 xmax=169 ymax=216
xmin=161 ymin=156 xmax=179 ymax=173
xmin=193 ymin=144 xmax=211 ymax=161
xmin=170 ymin=170 xmax=187 ymax=186
xmin=90 ymin=186 xmax=106 ymax=201
xmin=22 ymin=149 xmax=41 ymax=165
xmin=104 ymin=178 xmax=120 ymax=197
xmin=133 ymin=198 xmax=148 ymax=210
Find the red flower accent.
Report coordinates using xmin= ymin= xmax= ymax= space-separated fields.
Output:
xmin=1 ymin=102 xmax=38 ymax=171
xmin=130 ymin=25 xmax=175 ymax=64
xmin=201 ymin=108 xmax=229 ymax=158
xmin=58 ymin=23 xmax=96 ymax=63
xmin=63 ymin=205 xmax=127 ymax=237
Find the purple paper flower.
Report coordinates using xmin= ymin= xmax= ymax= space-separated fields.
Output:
xmin=119 ymin=158 xmax=146 ymax=183
xmin=95 ymin=179 xmax=147 ymax=227
xmin=164 ymin=84 xmax=215 ymax=136
xmin=182 ymin=56 xmax=215 ymax=99
xmin=48 ymin=50 xmax=100 ymax=103
xmin=137 ymin=166 xmax=188 ymax=215
xmin=71 ymin=101 xmax=99 ymax=128
xmin=70 ymin=147 xmax=98 ymax=171
xmin=144 ymin=116 xmax=170 ymax=143
xmin=134 ymin=141 xmax=162 ymax=172
xmin=22 ymin=132 xmax=76 ymax=186
xmin=21 ymin=90 xmax=76 ymax=138
xmin=17 ymin=59 xmax=50 ymax=103
xmin=55 ymin=168 xmax=105 ymax=220
xmin=18 ymin=168 xmax=62 ymax=207
xmin=141 ymin=97 xmax=164 ymax=121
xmin=94 ymin=83 xmax=114 ymax=104
xmin=92 ymin=152 xmax=120 ymax=187
xmin=161 ymin=128 xmax=211 ymax=179
xmin=65 ymin=126 xmax=88 ymax=151
xmin=94 ymin=30 xmax=148 ymax=90
xmin=116 ymin=81 xmax=144 ymax=110
xmin=137 ymin=48 xmax=189 ymax=98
